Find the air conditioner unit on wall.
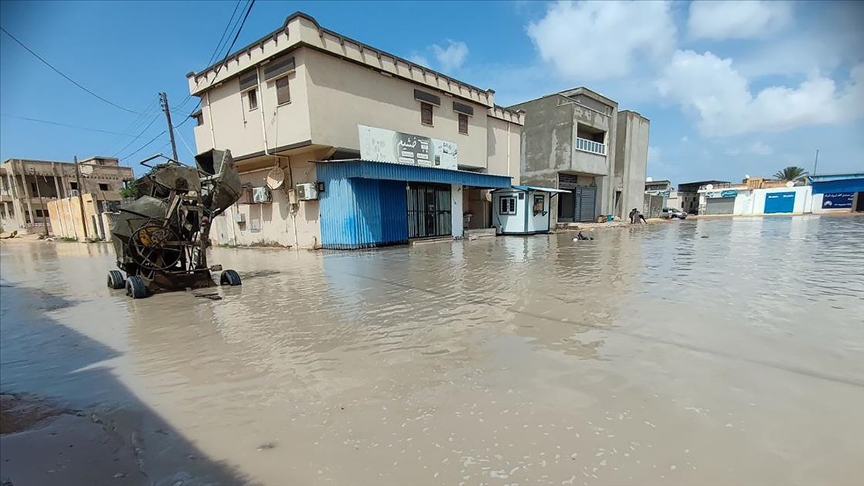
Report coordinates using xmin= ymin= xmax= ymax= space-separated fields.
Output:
xmin=252 ymin=186 xmax=271 ymax=204
xmin=296 ymin=182 xmax=319 ymax=201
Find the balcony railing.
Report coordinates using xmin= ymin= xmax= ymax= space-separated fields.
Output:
xmin=575 ymin=137 xmax=606 ymax=156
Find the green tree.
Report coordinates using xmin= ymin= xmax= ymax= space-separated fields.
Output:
xmin=773 ymin=166 xmax=808 ymax=181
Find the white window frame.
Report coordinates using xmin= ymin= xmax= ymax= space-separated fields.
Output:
xmin=499 ymin=196 xmax=517 ymax=215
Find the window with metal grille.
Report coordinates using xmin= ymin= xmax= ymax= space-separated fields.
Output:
xmin=247 ymin=89 xmax=258 ymax=111
xmin=499 ymin=196 xmax=516 ymax=215
xmin=458 ymin=113 xmax=468 ymax=134
xmin=420 ymin=102 xmax=433 ymax=126
xmin=276 ymin=77 xmax=290 ymax=105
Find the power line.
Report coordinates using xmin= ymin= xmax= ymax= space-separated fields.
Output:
xmin=113 ymin=0 xmax=256 ymax=164
xmin=211 ymin=0 xmax=256 ymax=83
xmin=173 ymin=0 xmax=245 ymax=113
xmin=1 ymin=26 xmax=144 ymax=115
xmin=112 ymin=114 xmax=160 ymax=158
xmin=208 ymin=0 xmax=245 ymax=70
xmin=105 ymin=97 xmax=161 ymax=154
xmin=176 ymin=0 xmax=254 ymax=130
xmin=0 ymin=113 xmax=157 ymax=138
xmin=119 ymin=130 xmax=166 ymax=162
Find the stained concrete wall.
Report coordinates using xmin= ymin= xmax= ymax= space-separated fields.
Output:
xmin=614 ymin=111 xmax=649 ymax=219
xmin=208 ymin=150 xmax=323 ymax=248
xmin=510 ymin=91 xmax=618 ymax=223
xmin=487 ymin=117 xmax=521 ymax=183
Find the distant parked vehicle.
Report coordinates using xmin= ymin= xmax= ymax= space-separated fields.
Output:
xmin=662 ymin=207 xmax=687 ymax=219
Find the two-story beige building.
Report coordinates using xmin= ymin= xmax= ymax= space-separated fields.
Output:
xmin=187 ymin=12 xmax=522 ymax=249
xmin=0 ymin=157 xmax=132 ymax=234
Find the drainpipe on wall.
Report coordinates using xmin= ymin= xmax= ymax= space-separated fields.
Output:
xmin=257 ymin=66 xmax=271 ymax=158
xmin=206 ymin=92 xmax=216 ymax=149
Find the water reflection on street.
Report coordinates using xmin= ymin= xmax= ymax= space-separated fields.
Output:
xmin=2 ymin=216 xmax=863 ymax=485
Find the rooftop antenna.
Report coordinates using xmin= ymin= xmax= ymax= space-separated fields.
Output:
xmin=812 ymin=149 xmax=819 ymax=176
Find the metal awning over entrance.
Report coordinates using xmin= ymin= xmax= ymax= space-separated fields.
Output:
xmin=314 ymin=159 xmax=511 ymax=188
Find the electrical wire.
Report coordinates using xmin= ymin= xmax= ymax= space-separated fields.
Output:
xmin=0 ymin=113 xmax=156 ymax=138
xmin=112 ymin=0 xmax=256 ymax=164
xmin=173 ymin=0 xmax=245 ymax=113
xmin=105 ymin=96 xmax=161 ymax=154
xmin=173 ymin=124 xmax=196 ymax=158
xmin=112 ymin=114 xmax=160 ymax=158
xmin=119 ymin=130 xmax=166 ymax=162
xmin=175 ymin=0 xmax=254 ymax=129
xmin=1 ymin=26 xmax=144 ymax=115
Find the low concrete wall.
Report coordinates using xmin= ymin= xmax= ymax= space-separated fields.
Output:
xmin=47 ymin=194 xmax=102 ymax=240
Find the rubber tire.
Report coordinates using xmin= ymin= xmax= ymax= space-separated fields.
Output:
xmin=220 ymin=269 xmax=242 ymax=286
xmin=107 ymin=270 xmax=125 ymax=289
xmin=126 ymin=276 xmax=148 ymax=299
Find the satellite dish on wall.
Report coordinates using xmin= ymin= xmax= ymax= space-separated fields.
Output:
xmin=266 ymin=166 xmax=285 ymax=190
xmin=705 ymin=184 xmax=714 ymax=190
xmin=745 ymin=174 xmax=750 ymax=179
xmin=646 ymin=177 xmax=653 ymax=182
xmin=785 ymin=181 xmax=795 ymax=188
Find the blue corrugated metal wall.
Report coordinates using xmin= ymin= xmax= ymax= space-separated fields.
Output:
xmin=317 ymin=160 xmax=510 ymax=249
xmin=318 ymin=164 xmax=408 ymax=249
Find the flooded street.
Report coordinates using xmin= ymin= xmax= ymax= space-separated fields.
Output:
xmin=2 ymin=216 xmax=863 ymax=485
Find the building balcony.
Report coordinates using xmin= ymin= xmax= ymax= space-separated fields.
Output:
xmin=575 ymin=137 xmax=606 ymax=156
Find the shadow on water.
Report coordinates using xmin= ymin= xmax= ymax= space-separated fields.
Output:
xmin=0 ymin=282 xmax=255 ymax=486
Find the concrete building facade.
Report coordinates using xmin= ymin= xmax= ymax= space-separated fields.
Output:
xmin=187 ymin=12 xmax=522 ymax=248
xmin=508 ymin=88 xmax=648 ymax=223
xmin=0 ymin=157 xmax=132 ymax=234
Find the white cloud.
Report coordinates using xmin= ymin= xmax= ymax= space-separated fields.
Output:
xmin=688 ymin=1 xmax=793 ymax=40
xmin=526 ymin=1 xmax=676 ymax=81
xmin=408 ymin=54 xmax=430 ymax=68
xmin=656 ymin=50 xmax=864 ymax=137
xmin=648 ymin=146 xmax=662 ymax=165
xmin=724 ymin=142 xmax=774 ymax=157
xmin=680 ymin=136 xmax=689 ymax=143
xmin=432 ymin=40 xmax=469 ymax=72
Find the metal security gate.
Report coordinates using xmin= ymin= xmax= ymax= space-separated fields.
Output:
xmin=705 ymin=197 xmax=735 ymax=215
xmin=407 ymin=184 xmax=451 ymax=238
xmin=574 ymin=186 xmax=596 ymax=222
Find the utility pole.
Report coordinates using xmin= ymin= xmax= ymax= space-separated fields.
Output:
xmin=29 ymin=168 xmax=48 ymax=236
xmin=812 ymin=149 xmax=819 ymax=176
xmin=160 ymin=92 xmax=179 ymax=162
xmin=74 ymin=156 xmax=89 ymax=239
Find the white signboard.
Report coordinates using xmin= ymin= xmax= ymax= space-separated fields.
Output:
xmin=358 ymin=125 xmax=458 ymax=170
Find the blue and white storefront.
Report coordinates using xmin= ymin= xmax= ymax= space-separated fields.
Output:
xmin=808 ymin=174 xmax=864 ymax=213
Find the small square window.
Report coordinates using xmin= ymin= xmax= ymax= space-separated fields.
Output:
xmin=276 ymin=77 xmax=291 ymax=105
xmin=247 ymin=89 xmax=258 ymax=111
xmin=499 ymin=196 xmax=517 ymax=215
xmin=420 ymin=102 xmax=433 ymax=126
xmin=70 ymin=182 xmax=78 ymax=190
xmin=98 ymin=183 xmax=109 ymax=191
xmin=195 ymin=114 xmax=204 ymax=126
xmin=458 ymin=113 xmax=468 ymax=134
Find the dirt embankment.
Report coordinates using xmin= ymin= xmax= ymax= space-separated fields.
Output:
xmin=0 ymin=393 xmax=63 ymax=435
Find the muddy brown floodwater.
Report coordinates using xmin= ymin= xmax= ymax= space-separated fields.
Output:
xmin=2 ymin=216 xmax=863 ymax=486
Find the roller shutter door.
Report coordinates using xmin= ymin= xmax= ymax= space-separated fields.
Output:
xmin=705 ymin=197 xmax=735 ymax=215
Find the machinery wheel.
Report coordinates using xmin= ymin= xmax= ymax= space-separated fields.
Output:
xmin=220 ymin=269 xmax=242 ymax=286
xmin=126 ymin=276 xmax=149 ymax=299
xmin=107 ymin=270 xmax=125 ymax=289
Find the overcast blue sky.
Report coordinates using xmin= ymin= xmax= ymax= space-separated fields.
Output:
xmin=1 ymin=1 xmax=863 ymax=185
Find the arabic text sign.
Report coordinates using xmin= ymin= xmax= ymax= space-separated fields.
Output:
xmin=358 ymin=125 xmax=458 ymax=170
xmin=822 ymin=192 xmax=854 ymax=209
